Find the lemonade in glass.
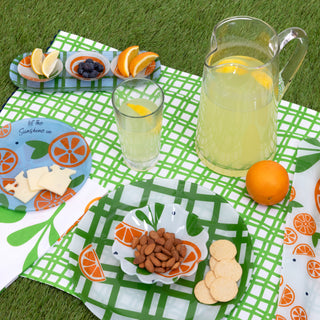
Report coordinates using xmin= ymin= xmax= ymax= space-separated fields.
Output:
xmin=112 ymin=79 xmax=164 ymax=171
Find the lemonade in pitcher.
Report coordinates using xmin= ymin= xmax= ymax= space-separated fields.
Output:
xmin=195 ymin=55 xmax=277 ymax=177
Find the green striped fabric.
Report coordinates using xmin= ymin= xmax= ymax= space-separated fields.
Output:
xmin=0 ymin=30 xmax=317 ymax=319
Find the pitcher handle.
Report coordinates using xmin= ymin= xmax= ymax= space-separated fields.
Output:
xmin=278 ymin=27 xmax=308 ymax=100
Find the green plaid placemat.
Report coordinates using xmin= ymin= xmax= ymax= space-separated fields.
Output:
xmin=1 ymin=30 xmax=319 ymax=319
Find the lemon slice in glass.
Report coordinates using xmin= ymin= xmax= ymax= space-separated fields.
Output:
xmin=126 ymin=103 xmax=152 ymax=116
xmin=41 ymin=50 xmax=60 ymax=78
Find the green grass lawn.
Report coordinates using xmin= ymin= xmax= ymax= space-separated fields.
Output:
xmin=0 ymin=0 xmax=319 ymax=319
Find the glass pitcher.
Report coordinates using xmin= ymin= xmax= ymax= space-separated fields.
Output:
xmin=195 ymin=16 xmax=308 ymax=177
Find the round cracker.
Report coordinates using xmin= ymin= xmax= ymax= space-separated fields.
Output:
xmin=214 ymin=259 xmax=242 ymax=282
xmin=194 ymin=280 xmax=218 ymax=305
xmin=209 ymin=256 xmax=217 ymax=271
xmin=209 ymin=277 xmax=238 ymax=302
xmin=209 ymin=239 xmax=237 ymax=261
xmin=204 ymin=270 xmax=216 ymax=288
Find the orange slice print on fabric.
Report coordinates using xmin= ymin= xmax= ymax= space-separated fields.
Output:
xmin=57 ymin=197 xmax=101 ymax=242
xmin=162 ymin=240 xmax=202 ymax=278
xmin=289 ymin=186 xmax=296 ymax=202
xmin=0 ymin=178 xmax=15 ymax=195
xmin=79 ymin=244 xmax=106 ymax=282
xmin=284 ymin=227 xmax=298 ymax=245
xmin=307 ymin=260 xmax=320 ymax=279
xmin=293 ymin=213 xmax=316 ymax=236
xmin=0 ymin=123 xmax=12 ymax=138
xmin=0 ymin=148 xmax=18 ymax=174
xmin=279 ymin=275 xmax=284 ymax=287
xmin=290 ymin=306 xmax=308 ymax=320
xmin=34 ymin=188 xmax=76 ymax=211
xmin=292 ymin=243 xmax=315 ymax=257
xmin=114 ymin=221 xmax=147 ymax=247
xmin=278 ymin=284 xmax=295 ymax=307
xmin=275 ymin=315 xmax=287 ymax=320
xmin=48 ymin=132 xmax=90 ymax=168
xmin=314 ymin=179 xmax=320 ymax=214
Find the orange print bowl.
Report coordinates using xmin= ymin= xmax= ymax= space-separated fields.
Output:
xmin=112 ymin=202 xmax=208 ymax=284
xmin=65 ymin=51 xmax=111 ymax=81
xmin=18 ymin=53 xmax=63 ymax=83
xmin=110 ymin=52 xmax=159 ymax=80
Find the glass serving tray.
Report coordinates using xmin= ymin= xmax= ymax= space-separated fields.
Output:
xmin=9 ymin=50 xmax=161 ymax=93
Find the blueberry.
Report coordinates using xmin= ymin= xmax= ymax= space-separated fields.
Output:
xmin=82 ymin=71 xmax=89 ymax=78
xmin=84 ymin=62 xmax=94 ymax=72
xmin=78 ymin=62 xmax=85 ymax=69
xmin=77 ymin=67 xmax=84 ymax=75
xmin=94 ymin=62 xmax=104 ymax=72
xmin=86 ymin=59 xmax=94 ymax=64
xmin=88 ymin=70 xmax=99 ymax=78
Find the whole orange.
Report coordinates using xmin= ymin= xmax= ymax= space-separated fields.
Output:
xmin=245 ymin=160 xmax=289 ymax=205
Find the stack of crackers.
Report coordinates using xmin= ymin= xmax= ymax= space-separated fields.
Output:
xmin=194 ymin=239 xmax=242 ymax=304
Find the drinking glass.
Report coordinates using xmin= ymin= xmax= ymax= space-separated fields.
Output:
xmin=112 ymin=78 xmax=164 ymax=171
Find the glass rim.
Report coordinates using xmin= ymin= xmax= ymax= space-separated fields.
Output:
xmin=112 ymin=78 xmax=164 ymax=119
xmin=206 ymin=15 xmax=280 ymax=71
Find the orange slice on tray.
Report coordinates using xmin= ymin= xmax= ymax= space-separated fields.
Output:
xmin=129 ymin=51 xmax=159 ymax=77
xmin=79 ymin=244 xmax=106 ymax=282
xmin=34 ymin=188 xmax=75 ymax=211
xmin=117 ymin=45 xmax=139 ymax=77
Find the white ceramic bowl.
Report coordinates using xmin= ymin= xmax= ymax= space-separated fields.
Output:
xmin=110 ymin=53 xmax=157 ymax=80
xmin=65 ymin=51 xmax=110 ymax=81
xmin=18 ymin=54 xmax=63 ymax=82
xmin=112 ymin=202 xmax=208 ymax=284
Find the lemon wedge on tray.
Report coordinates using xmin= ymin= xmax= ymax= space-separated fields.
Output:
xmin=31 ymin=48 xmax=44 ymax=75
xmin=41 ymin=50 xmax=60 ymax=78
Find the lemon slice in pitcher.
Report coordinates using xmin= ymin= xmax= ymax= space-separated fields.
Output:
xmin=215 ymin=58 xmax=248 ymax=75
xmin=252 ymin=70 xmax=273 ymax=90
xmin=41 ymin=50 xmax=60 ymax=78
